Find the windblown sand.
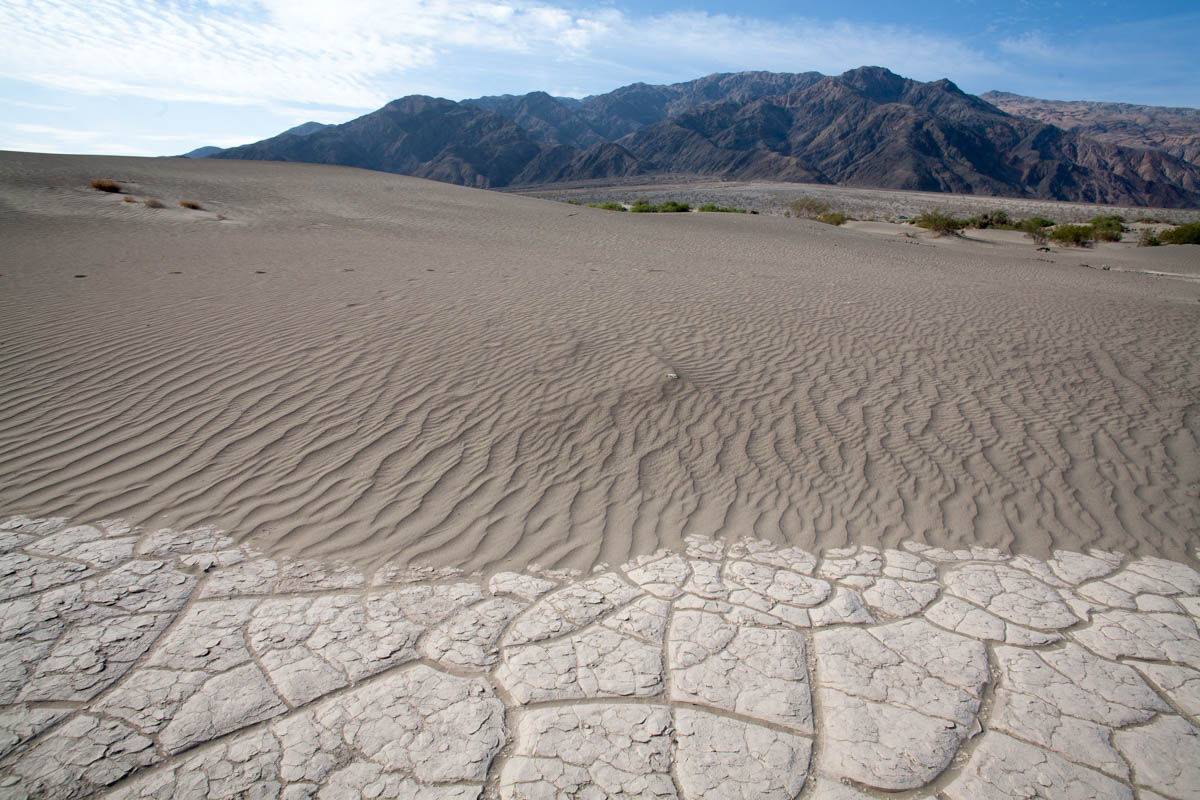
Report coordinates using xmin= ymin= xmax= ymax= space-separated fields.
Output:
xmin=1 ymin=151 xmax=1197 ymax=574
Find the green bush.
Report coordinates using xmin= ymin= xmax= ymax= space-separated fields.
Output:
xmin=697 ymin=203 xmax=747 ymax=213
xmin=1138 ymin=229 xmax=1162 ymax=247
xmin=629 ymin=198 xmax=689 ymax=213
xmin=1019 ymin=219 xmax=1049 ymax=245
xmin=1049 ymin=224 xmax=1094 ymax=247
xmin=1088 ymin=215 xmax=1127 ymax=242
xmin=817 ymin=211 xmax=849 ymax=226
xmin=789 ymin=197 xmax=830 ymax=218
xmin=588 ymin=201 xmax=626 ymax=212
xmin=965 ymin=210 xmax=1011 ymax=229
xmin=912 ymin=210 xmax=966 ymax=236
xmin=1160 ymin=222 xmax=1200 ymax=245
xmin=1135 ymin=216 xmax=1162 ymax=224
xmin=1024 ymin=217 xmax=1055 ymax=228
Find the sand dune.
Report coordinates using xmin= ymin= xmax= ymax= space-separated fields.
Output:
xmin=1 ymin=151 xmax=1197 ymax=574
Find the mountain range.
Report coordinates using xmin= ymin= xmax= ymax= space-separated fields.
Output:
xmin=200 ymin=67 xmax=1200 ymax=207
xmin=981 ymin=91 xmax=1200 ymax=167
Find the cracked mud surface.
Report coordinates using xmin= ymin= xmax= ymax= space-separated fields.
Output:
xmin=1 ymin=514 xmax=1199 ymax=798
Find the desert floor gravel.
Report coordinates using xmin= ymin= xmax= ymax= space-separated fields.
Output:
xmin=2 ymin=513 xmax=1199 ymax=799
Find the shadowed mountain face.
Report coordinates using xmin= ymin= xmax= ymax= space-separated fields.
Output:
xmin=214 ymin=97 xmax=642 ymax=188
xmin=464 ymin=71 xmax=826 ymax=148
xmin=983 ymin=91 xmax=1200 ymax=167
xmin=211 ymin=67 xmax=1200 ymax=206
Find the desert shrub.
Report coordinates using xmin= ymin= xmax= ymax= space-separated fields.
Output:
xmin=966 ymin=210 xmax=1012 ymax=229
xmin=1049 ymin=224 xmax=1094 ymax=247
xmin=123 ymin=196 xmax=136 ymax=204
xmin=817 ymin=211 xmax=849 ymax=226
xmin=912 ymin=210 xmax=966 ymax=236
xmin=1018 ymin=219 xmax=1049 ymax=245
xmin=1138 ymin=229 xmax=1162 ymax=247
xmin=630 ymin=199 xmax=689 ymax=213
xmin=1160 ymin=222 xmax=1200 ymax=245
xmin=588 ymin=201 xmax=626 ymax=211
xmin=179 ymin=200 xmax=203 ymax=210
xmin=1135 ymin=216 xmax=1162 ymax=224
xmin=697 ymin=203 xmax=747 ymax=213
xmin=566 ymin=199 xmax=581 ymax=205
xmin=789 ymin=197 xmax=830 ymax=217
xmin=1023 ymin=217 xmax=1054 ymax=228
xmin=143 ymin=198 xmax=165 ymax=209
xmin=90 ymin=179 xmax=121 ymax=193
xmin=1088 ymin=215 xmax=1127 ymax=242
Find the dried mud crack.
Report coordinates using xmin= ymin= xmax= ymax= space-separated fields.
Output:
xmin=2 ymin=513 xmax=1199 ymax=798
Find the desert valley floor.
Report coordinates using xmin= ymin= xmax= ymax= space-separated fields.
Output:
xmin=0 ymin=152 xmax=1198 ymax=798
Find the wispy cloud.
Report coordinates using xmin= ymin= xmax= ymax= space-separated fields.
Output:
xmin=0 ymin=97 xmax=72 ymax=112
xmin=0 ymin=0 xmax=999 ymax=111
xmin=1 ymin=0 xmax=1194 ymax=158
xmin=7 ymin=122 xmax=104 ymax=143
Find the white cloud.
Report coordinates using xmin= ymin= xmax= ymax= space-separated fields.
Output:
xmin=0 ymin=0 xmax=1000 ymax=112
xmin=997 ymin=31 xmax=1107 ymax=69
xmin=0 ymin=122 xmax=146 ymax=155
xmin=0 ymin=97 xmax=72 ymax=111
xmin=7 ymin=0 xmax=1191 ymax=131
xmin=7 ymin=122 xmax=104 ymax=143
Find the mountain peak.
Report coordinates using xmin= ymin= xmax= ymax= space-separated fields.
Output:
xmin=837 ymin=66 xmax=909 ymax=103
xmin=281 ymin=121 xmax=329 ymax=137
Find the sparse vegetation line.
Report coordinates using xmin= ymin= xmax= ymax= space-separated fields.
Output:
xmin=786 ymin=196 xmax=852 ymax=225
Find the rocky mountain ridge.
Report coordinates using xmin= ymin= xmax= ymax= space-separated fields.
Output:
xmin=983 ymin=91 xmax=1200 ymax=166
xmin=208 ymin=68 xmax=1200 ymax=207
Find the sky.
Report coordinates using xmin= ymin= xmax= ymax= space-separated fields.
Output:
xmin=1 ymin=0 xmax=1197 ymax=157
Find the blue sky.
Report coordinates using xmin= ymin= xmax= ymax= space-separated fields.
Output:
xmin=1 ymin=0 xmax=1197 ymax=156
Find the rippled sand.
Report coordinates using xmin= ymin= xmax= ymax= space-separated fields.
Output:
xmin=0 ymin=151 xmax=1197 ymax=573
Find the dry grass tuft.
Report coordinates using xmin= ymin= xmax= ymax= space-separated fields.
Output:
xmin=179 ymin=200 xmax=203 ymax=210
xmin=90 ymin=179 xmax=122 ymax=193
xmin=123 ymin=196 xmax=136 ymax=204
xmin=144 ymin=198 xmax=165 ymax=209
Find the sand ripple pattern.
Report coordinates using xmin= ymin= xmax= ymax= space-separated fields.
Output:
xmin=1 ymin=154 xmax=1198 ymax=572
